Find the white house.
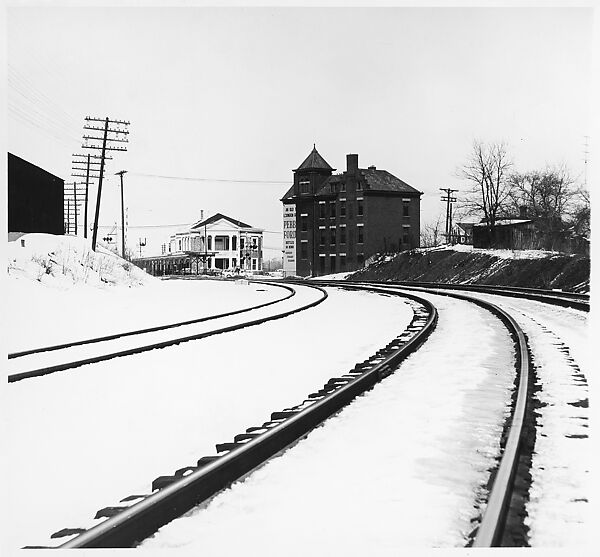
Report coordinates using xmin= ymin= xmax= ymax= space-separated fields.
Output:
xmin=167 ymin=212 xmax=264 ymax=272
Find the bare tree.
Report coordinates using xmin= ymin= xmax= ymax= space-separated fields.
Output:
xmin=420 ymin=216 xmax=444 ymax=248
xmin=568 ymin=184 xmax=590 ymax=237
xmin=458 ymin=141 xmax=513 ymax=226
xmin=507 ymin=164 xmax=576 ymax=219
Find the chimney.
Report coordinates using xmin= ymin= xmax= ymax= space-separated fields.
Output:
xmin=346 ymin=153 xmax=358 ymax=174
xmin=200 ymin=209 xmax=204 ymax=221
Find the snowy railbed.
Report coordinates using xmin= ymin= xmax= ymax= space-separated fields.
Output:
xmin=455 ymin=293 xmax=591 ymax=547
xmin=140 ymin=291 xmax=516 ymax=552
xmin=6 ymin=287 xmax=414 ymax=550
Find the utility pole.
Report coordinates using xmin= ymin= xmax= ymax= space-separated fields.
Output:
xmin=116 ymin=170 xmax=128 ymax=259
xmin=440 ymin=188 xmax=458 ymax=244
xmin=82 ymin=116 xmax=130 ymax=251
xmin=64 ymin=182 xmax=85 ymax=235
xmin=72 ymin=152 xmax=112 ymax=240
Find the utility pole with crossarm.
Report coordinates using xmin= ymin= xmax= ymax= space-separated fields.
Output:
xmin=82 ymin=116 xmax=130 ymax=251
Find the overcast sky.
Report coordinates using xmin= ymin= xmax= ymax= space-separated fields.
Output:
xmin=6 ymin=5 xmax=594 ymax=257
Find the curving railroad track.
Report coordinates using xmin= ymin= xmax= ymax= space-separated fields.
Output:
xmin=7 ymin=282 xmax=323 ymax=383
xmin=11 ymin=279 xmax=588 ymax=549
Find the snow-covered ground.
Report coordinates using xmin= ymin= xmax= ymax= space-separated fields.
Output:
xmin=5 ymin=282 xmax=320 ymax=381
xmin=141 ymin=290 xmax=516 ymax=552
xmin=5 ymin=234 xmax=288 ymax=353
xmin=5 ymin=285 xmax=414 ymax=550
xmin=416 ymin=243 xmax=571 ymax=260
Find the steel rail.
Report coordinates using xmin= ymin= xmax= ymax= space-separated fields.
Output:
xmin=349 ymin=279 xmax=589 ymax=312
xmin=9 ymin=281 xmax=294 ymax=360
xmin=48 ymin=286 xmax=437 ymax=548
xmin=360 ymin=282 xmax=532 ymax=547
xmin=8 ymin=283 xmax=324 ymax=384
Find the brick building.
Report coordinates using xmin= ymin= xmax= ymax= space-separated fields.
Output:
xmin=281 ymin=146 xmax=422 ymax=277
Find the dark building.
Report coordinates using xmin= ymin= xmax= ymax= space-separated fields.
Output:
xmin=8 ymin=153 xmax=64 ymax=235
xmin=281 ymin=147 xmax=422 ymax=277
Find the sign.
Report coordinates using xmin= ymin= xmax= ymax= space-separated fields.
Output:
xmin=283 ymin=204 xmax=296 ymax=276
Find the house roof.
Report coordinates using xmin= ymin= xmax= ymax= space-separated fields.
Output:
xmin=473 ymin=218 xmax=533 ymax=227
xmin=360 ymin=169 xmax=421 ymax=194
xmin=313 ymin=169 xmax=421 ymax=196
xmin=294 ymin=145 xmax=334 ymax=172
xmin=190 ymin=212 xmax=253 ymax=230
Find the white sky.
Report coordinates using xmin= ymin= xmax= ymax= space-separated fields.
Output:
xmin=5 ymin=3 xmax=594 ymax=257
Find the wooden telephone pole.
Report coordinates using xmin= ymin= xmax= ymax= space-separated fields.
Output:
xmin=81 ymin=116 xmax=130 ymax=251
xmin=72 ymin=153 xmax=111 ymax=239
xmin=115 ymin=170 xmax=128 ymax=259
xmin=440 ymin=188 xmax=458 ymax=244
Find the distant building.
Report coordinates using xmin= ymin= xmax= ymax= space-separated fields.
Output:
xmin=472 ymin=217 xmax=588 ymax=255
xmin=133 ymin=212 xmax=264 ymax=276
xmin=281 ymin=146 xmax=422 ymax=277
xmin=8 ymin=153 xmax=64 ymax=236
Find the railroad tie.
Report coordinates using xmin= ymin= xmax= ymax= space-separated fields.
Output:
xmin=50 ymin=528 xmax=87 ymax=539
xmin=94 ymin=506 xmax=128 ymax=519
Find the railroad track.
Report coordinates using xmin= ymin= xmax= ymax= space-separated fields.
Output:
xmin=19 ymin=281 xmax=581 ymax=548
xmin=7 ymin=282 xmax=322 ymax=383
xmin=351 ymin=279 xmax=589 ymax=311
xmin=311 ymin=280 xmax=536 ymax=546
xmin=29 ymin=285 xmax=437 ymax=548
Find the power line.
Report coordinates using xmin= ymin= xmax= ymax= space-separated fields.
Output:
xmin=129 ymin=172 xmax=288 ymax=185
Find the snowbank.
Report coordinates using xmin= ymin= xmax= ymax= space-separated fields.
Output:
xmin=6 ymin=233 xmax=153 ymax=289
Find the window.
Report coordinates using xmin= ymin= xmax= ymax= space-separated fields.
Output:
xmin=215 ymin=236 xmax=230 ymax=251
xmin=402 ymin=224 xmax=411 ymax=246
xmin=330 ymin=227 xmax=336 ymax=245
xmin=301 ymin=215 xmax=308 ymax=232
xmin=320 ymin=229 xmax=326 ymax=246
xmin=330 ymin=255 xmax=336 ymax=273
xmin=357 ymin=253 xmax=364 ymax=266
xmin=330 ymin=183 xmax=337 ymax=194
xmin=232 ymin=258 xmax=237 ymax=268
xmin=357 ymin=181 xmax=363 ymax=191
xmin=207 ymin=236 xmax=212 ymax=250
xmin=340 ymin=227 xmax=346 ymax=244
xmin=319 ymin=203 xmax=326 ymax=219
xmin=340 ymin=255 xmax=346 ymax=271
xmin=240 ymin=237 xmax=244 ymax=250
xmin=357 ymin=201 xmax=364 ymax=217
xmin=178 ymin=239 xmax=182 ymax=251
xmin=252 ymin=259 xmax=257 ymax=270
xmin=340 ymin=201 xmax=346 ymax=217
xmin=300 ymin=180 xmax=310 ymax=194
xmin=358 ymin=227 xmax=364 ymax=244
xmin=320 ymin=256 xmax=326 ymax=273
xmin=340 ymin=182 xmax=346 ymax=192
xmin=301 ymin=242 xmax=308 ymax=260
xmin=403 ymin=202 xmax=410 ymax=217
xmin=329 ymin=201 xmax=336 ymax=219
xmin=232 ymin=236 xmax=237 ymax=251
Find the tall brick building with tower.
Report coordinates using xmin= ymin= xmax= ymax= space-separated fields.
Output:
xmin=281 ymin=146 xmax=422 ymax=277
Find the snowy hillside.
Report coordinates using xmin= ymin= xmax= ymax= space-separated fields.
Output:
xmin=7 ymin=233 xmax=153 ymax=289
xmin=351 ymin=245 xmax=590 ymax=292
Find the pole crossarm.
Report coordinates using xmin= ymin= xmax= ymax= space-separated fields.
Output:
xmin=83 ymin=135 xmax=129 ymax=143
xmin=85 ymin=116 xmax=130 ymax=125
xmin=72 ymin=153 xmax=112 ymax=161
xmin=82 ymin=145 xmax=128 ymax=151
xmin=83 ymin=126 xmax=130 ymax=135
